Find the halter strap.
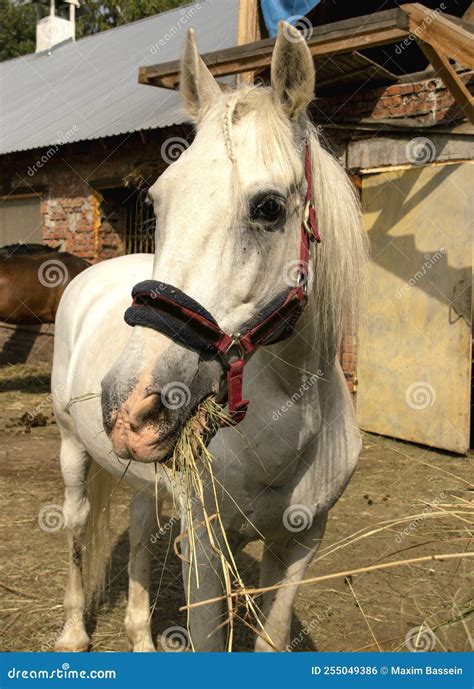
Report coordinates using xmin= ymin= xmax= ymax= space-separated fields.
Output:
xmin=124 ymin=144 xmax=319 ymax=425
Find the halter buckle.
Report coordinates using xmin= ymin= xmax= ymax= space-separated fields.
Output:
xmin=303 ymin=200 xmax=317 ymax=241
xmin=222 ymin=334 xmax=245 ymax=364
xmin=296 ymin=271 xmax=309 ymax=297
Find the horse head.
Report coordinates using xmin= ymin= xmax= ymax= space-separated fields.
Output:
xmin=101 ymin=23 xmax=330 ymax=463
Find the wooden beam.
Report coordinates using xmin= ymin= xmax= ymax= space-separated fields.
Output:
xmin=463 ymin=2 xmax=474 ymax=24
xmin=402 ymin=3 xmax=474 ymax=69
xmin=237 ymin=0 xmax=260 ymax=85
xmin=317 ymin=52 xmax=397 ymax=88
xmin=417 ymin=39 xmax=474 ymax=124
xmin=139 ymin=8 xmax=410 ymax=89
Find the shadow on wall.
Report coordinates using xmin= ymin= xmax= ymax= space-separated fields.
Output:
xmin=0 ymin=323 xmax=54 ymax=366
xmin=363 ymin=163 xmax=471 ymax=321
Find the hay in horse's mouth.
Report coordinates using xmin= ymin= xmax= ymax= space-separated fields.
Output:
xmin=159 ymin=396 xmax=228 ymax=467
xmin=162 ymin=396 xmax=275 ymax=652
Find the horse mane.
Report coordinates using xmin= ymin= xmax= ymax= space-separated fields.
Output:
xmin=0 ymin=243 xmax=58 ymax=258
xmin=217 ymin=86 xmax=368 ymax=349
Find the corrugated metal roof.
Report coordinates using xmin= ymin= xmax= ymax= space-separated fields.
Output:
xmin=0 ymin=0 xmax=238 ymax=155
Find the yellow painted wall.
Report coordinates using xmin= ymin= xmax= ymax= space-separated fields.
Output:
xmin=357 ymin=163 xmax=472 ymax=453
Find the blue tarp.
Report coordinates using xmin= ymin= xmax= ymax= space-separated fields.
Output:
xmin=261 ymin=0 xmax=321 ymax=37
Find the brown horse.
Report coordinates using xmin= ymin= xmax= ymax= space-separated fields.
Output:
xmin=0 ymin=244 xmax=90 ymax=324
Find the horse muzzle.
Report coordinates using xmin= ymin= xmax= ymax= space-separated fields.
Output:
xmin=105 ymin=389 xmax=173 ymax=463
xmin=101 ymin=346 xmax=222 ymax=464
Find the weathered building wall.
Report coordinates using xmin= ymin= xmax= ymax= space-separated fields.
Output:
xmin=315 ymin=70 xmax=473 ymax=125
xmin=0 ymin=126 xmax=190 ymax=261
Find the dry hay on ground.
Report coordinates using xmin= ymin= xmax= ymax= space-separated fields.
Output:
xmin=0 ymin=363 xmax=472 ymax=652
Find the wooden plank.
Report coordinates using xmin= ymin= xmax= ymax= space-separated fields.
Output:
xmin=237 ymin=0 xmax=260 ymax=85
xmin=347 ymin=133 xmax=474 ymax=169
xmin=463 ymin=2 xmax=474 ymax=24
xmin=317 ymin=52 xmax=397 ymax=88
xmin=139 ymin=8 xmax=410 ymax=89
xmin=401 ymin=3 xmax=474 ymax=68
xmin=440 ymin=11 xmax=474 ymax=32
xmin=417 ymin=39 xmax=474 ymax=124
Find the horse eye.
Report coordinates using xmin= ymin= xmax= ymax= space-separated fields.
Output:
xmin=250 ymin=194 xmax=285 ymax=225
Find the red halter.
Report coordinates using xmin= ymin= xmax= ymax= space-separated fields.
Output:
xmin=124 ymin=144 xmax=320 ymax=425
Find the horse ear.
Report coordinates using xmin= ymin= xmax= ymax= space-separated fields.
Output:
xmin=180 ymin=29 xmax=220 ymax=120
xmin=271 ymin=21 xmax=315 ymax=118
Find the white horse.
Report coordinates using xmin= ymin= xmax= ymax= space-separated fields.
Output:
xmin=52 ymin=23 xmax=367 ymax=653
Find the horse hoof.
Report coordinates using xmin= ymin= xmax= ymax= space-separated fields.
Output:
xmin=54 ymin=639 xmax=91 ymax=653
xmin=128 ymin=640 xmax=156 ymax=653
xmin=131 ymin=645 xmax=156 ymax=653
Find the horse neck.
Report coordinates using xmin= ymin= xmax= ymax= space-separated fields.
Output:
xmin=261 ymin=298 xmax=338 ymax=394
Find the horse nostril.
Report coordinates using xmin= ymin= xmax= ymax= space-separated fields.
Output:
xmin=103 ymin=409 xmax=117 ymax=435
xmin=128 ymin=392 xmax=163 ymax=432
xmin=101 ymin=387 xmax=118 ymax=435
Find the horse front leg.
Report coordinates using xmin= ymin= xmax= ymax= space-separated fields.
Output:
xmin=255 ymin=511 xmax=328 ymax=652
xmin=180 ymin=521 xmax=234 ymax=652
xmin=125 ymin=493 xmax=160 ymax=652
xmin=55 ymin=437 xmax=91 ymax=652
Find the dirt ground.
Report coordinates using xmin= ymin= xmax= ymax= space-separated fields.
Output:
xmin=0 ymin=363 xmax=472 ymax=653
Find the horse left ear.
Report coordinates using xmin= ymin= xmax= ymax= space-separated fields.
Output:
xmin=271 ymin=21 xmax=315 ymax=119
xmin=180 ymin=29 xmax=221 ymax=121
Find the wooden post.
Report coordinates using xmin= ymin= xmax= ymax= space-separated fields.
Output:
xmin=463 ymin=2 xmax=474 ymax=23
xmin=401 ymin=3 xmax=474 ymax=68
xmin=417 ymin=40 xmax=474 ymax=124
xmin=237 ymin=0 xmax=260 ymax=85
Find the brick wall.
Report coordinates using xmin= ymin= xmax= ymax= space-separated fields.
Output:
xmin=42 ymin=179 xmax=99 ymax=260
xmin=339 ymin=327 xmax=358 ymax=396
xmin=1 ymin=126 xmax=190 ymax=262
xmin=314 ymin=70 xmax=473 ymax=126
